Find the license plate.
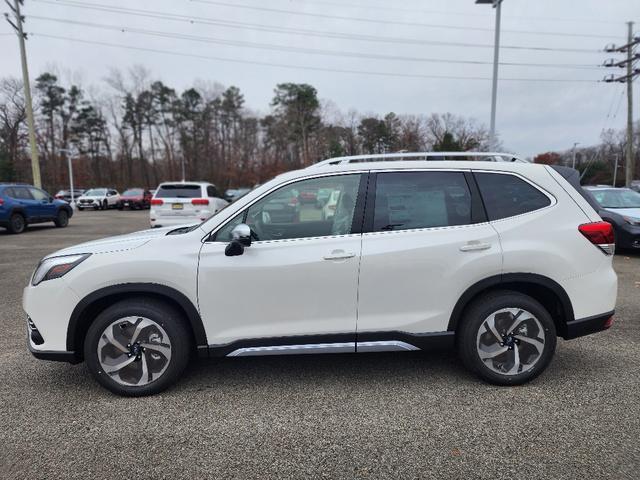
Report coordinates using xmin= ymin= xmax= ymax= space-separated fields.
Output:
xmin=124 ymin=202 xmax=129 ymax=206
xmin=172 ymin=203 xmax=183 ymax=210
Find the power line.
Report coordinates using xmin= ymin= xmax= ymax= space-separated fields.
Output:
xmin=30 ymin=0 xmax=605 ymax=55
xmin=285 ymin=0 xmax=635 ymax=25
xmin=29 ymin=33 xmax=601 ymax=83
xmin=28 ymin=15 xmax=605 ymax=71
xmin=190 ymin=0 xmax=620 ymax=39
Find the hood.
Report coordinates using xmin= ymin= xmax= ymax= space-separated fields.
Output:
xmin=49 ymin=225 xmax=186 ymax=257
xmin=605 ymin=207 xmax=640 ymax=219
xmin=121 ymin=195 xmax=143 ymax=200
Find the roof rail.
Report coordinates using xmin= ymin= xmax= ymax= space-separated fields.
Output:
xmin=309 ymin=151 xmax=528 ymax=168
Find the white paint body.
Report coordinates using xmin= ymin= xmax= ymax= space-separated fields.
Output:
xmin=76 ymin=189 xmax=120 ymax=210
xmin=24 ymin=161 xmax=618 ymax=355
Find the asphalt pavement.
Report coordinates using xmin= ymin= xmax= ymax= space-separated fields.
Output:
xmin=1 ymin=210 xmax=638 ymax=479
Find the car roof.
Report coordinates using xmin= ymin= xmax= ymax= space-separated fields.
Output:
xmin=273 ymin=160 xmax=548 ymax=184
xmin=157 ymin=181 xmax=213 ymax=187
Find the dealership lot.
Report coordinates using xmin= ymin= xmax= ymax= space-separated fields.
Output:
xmin=1 ymin=211 xmax=638 ymax=479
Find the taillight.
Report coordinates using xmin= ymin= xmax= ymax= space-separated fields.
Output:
xmin=0 ymin=198 xmax=4 ymax=206
xmin=150 ymin=199 xmax=163 ymax=206
xmin=579 ymin=222 xmax=615 ymax=255
xmin=191 ymin=198 xmax=209 ymax=206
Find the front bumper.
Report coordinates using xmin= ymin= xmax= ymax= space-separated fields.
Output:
xmin=28 ymin=335 xmax=79 ymax=363
xmin=563 ymin=311 xmax=615 ymax=340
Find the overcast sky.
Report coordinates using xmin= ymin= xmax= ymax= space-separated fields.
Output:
xmin=1 ymin=0 xmax=638 ymax=157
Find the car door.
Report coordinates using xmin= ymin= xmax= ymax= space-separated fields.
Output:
xmin=356 ymin=170 xmax=502 ymax=346
xmin=9 ymin=186 xmax=39 ymax=221
xmin=198 ymin=173 xmax=365 ymax=352
xmin=28 ymin=187 xmax=57 ymax=219
xmin=107 ymin=190 xmax=119 ymax=207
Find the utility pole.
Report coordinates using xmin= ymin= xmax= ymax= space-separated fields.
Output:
xmin=604 ymin=22 xmax=639 ymax=187
xmin=4 ymin=0 xmax=41 ymax=188
xmin=625 ymin=22 xmax=634 ymax=188
xmin=572 ymin=142 xmax=579 ymax=169
xmin=476 ymin=0 xmax=503 ymax=150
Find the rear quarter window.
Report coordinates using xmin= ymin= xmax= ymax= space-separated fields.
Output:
xmin=475 ymin=172 xmax=551 ymax=221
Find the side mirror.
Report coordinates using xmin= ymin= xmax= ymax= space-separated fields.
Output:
xmin=225 ymin=224 xmax=251 ymax=257
xmin=231 ymin=223 xmax=251 ymax=247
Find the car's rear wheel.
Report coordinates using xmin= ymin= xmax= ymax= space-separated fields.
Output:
xmin=84 ymin=298 xmax=192 ymax=396
xmin=458 ymin=290 xmax=557 ymax=386
xmin=54 ymin=209 xmax=69 ymax=228
xmin=8 ymin=213 xmax=26 ymax=234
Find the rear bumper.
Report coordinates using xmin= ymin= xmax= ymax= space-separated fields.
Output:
xmin=150 ymin=215 xmax=205 ymax=228
xmin=563 ymin=311 xmax=615 ymax=340
xmin=616 ymin=224 xmax=640 ymax=249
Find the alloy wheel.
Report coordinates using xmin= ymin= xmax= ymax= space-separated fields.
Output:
xmin=476 ymin=308 xmax=545 ymax=376
xmin=97 ymin=316 xmax=172 ymax=387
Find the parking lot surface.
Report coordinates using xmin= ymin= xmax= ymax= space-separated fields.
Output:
xmin=1 ymin=211 xmax=639 ymax=479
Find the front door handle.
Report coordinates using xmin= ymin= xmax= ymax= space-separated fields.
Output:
xmin=459 ymin=242 xmax=492 ymax=252
xmin=324 ymin=250 xmax=356 ymax=261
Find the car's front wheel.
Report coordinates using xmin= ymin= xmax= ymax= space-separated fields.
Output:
xmin=458 ymin=290 xmax=557 ymax=386
xmin=54 ymin=209 xmax=69 ymax=228
xmin=84 ymin=298 xmax=192 ymax=396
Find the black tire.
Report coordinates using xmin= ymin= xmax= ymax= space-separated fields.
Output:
xmin=102 ymin=200 xmax=108 ymax=210
xmin=458 ymin=290 xmax=557 ymax=386
xmin=84 ymin=298 xmax=192 ymax=396
xmin=54 ymin=209 xmax=69 ymax=228
xmin=7 ymin=213 xmax=26 ymax=234
xmin=78 ymin=206 xmax=84 ymax=211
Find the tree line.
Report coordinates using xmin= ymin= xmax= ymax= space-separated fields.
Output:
xmin=0 ymin=67 xmax=494 ymax=192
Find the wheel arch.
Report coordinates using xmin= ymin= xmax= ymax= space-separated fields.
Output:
xmin=67 ymin=283 xmax=207 ymax=358
xmin=448 ymin=273 xmax=575 ymax=338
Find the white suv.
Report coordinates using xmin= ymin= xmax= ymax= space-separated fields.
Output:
xmin=24 ymin=153 xmax=618 ymax=396
xmin=76 ymin=188 xmax=121 ymax=210
xmin=150 ymin=181 xmax=228 ymax=228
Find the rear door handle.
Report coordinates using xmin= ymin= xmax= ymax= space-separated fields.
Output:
xmin=459 ymin=242 xmax=492 ymax=252
xmin=324 ymin=250 xmax=356 ymax=260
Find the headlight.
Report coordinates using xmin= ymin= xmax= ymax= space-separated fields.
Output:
xmin=32 ymin=253 xmax=91 ymax=286
xmin=623 ymin=216 xmax=640 ymax=226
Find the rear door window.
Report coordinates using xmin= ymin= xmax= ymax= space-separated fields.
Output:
xmin=372 ymin=171 xmax=472 ymax=232
xmin=475 ymin=172 xmax=551 ymax=221
xmin=9 ymin=187 xmax=34 ymax=200
xmin=156 ymin=184 xmax=202 ymax=198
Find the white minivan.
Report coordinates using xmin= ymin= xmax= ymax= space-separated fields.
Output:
xmin=150 ymin=182 xmax=228 ymax=228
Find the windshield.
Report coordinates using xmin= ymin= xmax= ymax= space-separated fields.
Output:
xmin=591 ymin=189 xmax=640 ymax=209
xmin=84 ymin=189 xmax=106 ymax=196
xmin=123 ymin=189 xmax=143 ymax=196
xmin=156 ymin=184 xmax=201 ymax=198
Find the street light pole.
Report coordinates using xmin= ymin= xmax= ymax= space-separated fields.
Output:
xmin=572 ymin=142 xmax=579 ymax=169
xmin=476 ymin=0 xmax=503 ymax=150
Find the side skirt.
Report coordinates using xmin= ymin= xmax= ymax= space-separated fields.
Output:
xmin=200 ymin=331 xmax=455 ymax=358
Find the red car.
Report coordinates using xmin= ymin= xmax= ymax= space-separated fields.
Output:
xmin=298 ymin=189 xmax=317 ymax=204
xmin=118 ymin=188 xmax=152 ymax=210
